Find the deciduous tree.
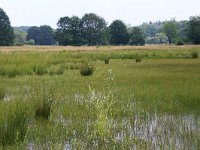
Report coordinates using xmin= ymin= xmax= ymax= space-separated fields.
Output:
xmin=188 ymin=16 xmax=200 ymax=44
xmin=129 ymin=27 xmax=145 ymax=45
xmin=27 ymin=25 xmax=55 ymax=45
xmin=109 ymin=20 xmax=129 ymax=45
xmin=162 ymin=20 xmax=177 ymax=44
xmin=56 ymin=16 xmax=81 ymax=46
xmin=80 ymin=13 xmax=108 ymax=45
xmin=0 ymin=8 xmax=14 ymax=46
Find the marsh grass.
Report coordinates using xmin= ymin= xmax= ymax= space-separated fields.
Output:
xmin=0 ymin=102 xmax=28 ymax=147
xmin=48 ymin=66 xmax=64 ymax=76
xmin=135 ymin=57 xmax=142 ymax=63
xmin=192 ymin=51 xmax=199 ymax=58
xmin=104 ymin=58 xmax=110 ymax=64
xmin=0 ymin=46 xmax=200 ymax=149
xmin=33 ymin=65 xmax=48 ymax=75
xmin=34 ymin=85 xmax=54 ymax=120
xmin=80 ymin=61 xmax=94 ymax=76
xmin=0 ymin=87 xmax=5 ymax=100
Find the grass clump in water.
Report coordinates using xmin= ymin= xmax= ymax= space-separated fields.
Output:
xmin=34 ymin=85 xmax=54 ymax=120
xmin=0 ymin=102 xmax=28 ymax=147
xmin=35 ymin=99 xmax=53 ymax=120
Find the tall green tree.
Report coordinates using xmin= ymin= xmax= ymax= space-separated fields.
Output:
xmin=56 ymin=16 xmax=81 ymax=46
xmin=176 ymin=20 xmax=188 ymax=42
xmin=188 ymin=16 xmax=200 ymax=44
xmin=27 ymin=25 xmax=55 ymax=45
xmin=109 ymin=20 xmax=129 ymax=45
xmin=129 ymin=27 xmax=145 ymax=46
xmin=0 ymin=8 xmax=14 ymax=46
xmin=40 ymin=25 xmax=56 ymax=45
xmin=80 ymin=13 xmax=108 ymax=45
xmin=162 ymin=20 xmax=177 ymax=44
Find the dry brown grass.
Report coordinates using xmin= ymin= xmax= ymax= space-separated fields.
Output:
xmin=0 ymin=45 xmax=200 ymax=52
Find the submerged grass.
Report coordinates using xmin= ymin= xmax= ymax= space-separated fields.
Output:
xmin=0 ymin=45 xmax=200 ymax=149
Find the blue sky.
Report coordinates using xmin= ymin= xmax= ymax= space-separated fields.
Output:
xmin=0 ymin=0 xmax=200 ymax=28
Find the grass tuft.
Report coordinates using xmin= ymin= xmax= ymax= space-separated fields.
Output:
xmin=0 ymin=103 xmax=28 ymax=147
xmin=0 ymin=87 xmax=5 ymax=100
xmin=192 ymin=51 xmax=199 ymax=58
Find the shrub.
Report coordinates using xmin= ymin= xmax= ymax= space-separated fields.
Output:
xmin=25 ymin=39 xmax=35 ymax=45
xmin=80 ymin=64 xmax=94 ymax=76
xmin=104 ymin=58 xmax=110 ymax=64
xmin=192 ymin=51 xmax=199 ymax=59
xmin=176 ymin=40 xmax=184 ymax=46
xmin=135 ymin=56 xmax=142 ymax=63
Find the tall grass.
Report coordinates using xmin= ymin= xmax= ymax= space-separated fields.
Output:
xmin=0 ymin=46 xmax=199 ymax=149
xmin=33 ymin=85 xmax=55 ymax=120
xmin=0 ymin=102 xmax=29 ymax=147
xmin=0 ymin=87 xmax=5 ymax=100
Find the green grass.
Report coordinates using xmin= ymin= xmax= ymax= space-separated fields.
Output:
xmin=0 ymin=46 xmax=200 ymax=149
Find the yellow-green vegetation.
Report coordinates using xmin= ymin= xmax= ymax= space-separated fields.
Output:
xmin=0 ymin=46 xmax=200 ymax=149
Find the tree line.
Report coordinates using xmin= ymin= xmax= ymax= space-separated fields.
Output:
xmin=1 ymin=7 xmax=200 ymax=46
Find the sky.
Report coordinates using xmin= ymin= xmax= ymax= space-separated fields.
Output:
xmin=0 ymin=0 xmax=200 ymax=28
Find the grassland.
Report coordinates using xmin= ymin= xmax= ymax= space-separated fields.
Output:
xmin=0 ymin=45 xmax=200 ymax=149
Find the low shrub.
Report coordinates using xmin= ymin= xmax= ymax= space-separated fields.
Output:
xmin=192 ymin=51 xmax=199 ymax=59
xmin=80 ymin=64 xmax=94 ymax=76
xmin=135 ymin=57 xmax=142 ymax=63
xmin=104 ymin=58 xmax=110 ymax=64
xmin=176 ymin=40 xmax=184 ymax=46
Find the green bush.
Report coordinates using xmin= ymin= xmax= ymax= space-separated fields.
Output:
xmin=104 ymin=58 xmax=110 ymax=64
xmin=135 ymin=56 xmax=142 ymax=63
xmin=176 ymin=39 xmax=184 ymax=46
xmin=192 ymin=51 xmax=199 ymax=59
xmin=25 ymin=39 xmax=35 ymax=45
xmin=80 ymin=64 xmax=94 ymax=76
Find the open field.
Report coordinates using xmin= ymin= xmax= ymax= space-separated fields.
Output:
xmin=0 ymin=45 xmax=200 ymax=149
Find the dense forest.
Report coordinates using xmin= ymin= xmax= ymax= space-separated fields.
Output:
xmin=1 ymin=7 xmax=200 ymax=46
